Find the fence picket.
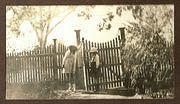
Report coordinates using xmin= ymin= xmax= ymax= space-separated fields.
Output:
xmin=104 ymin=42 xmax=109 ymax=88
xmin=34 ymin=49 xmax=38 ymax=82
xmin=97 ymin=43 xmax=102 ymax=89
xmin=108 ymin=41 xmax=113 ymax=88
xmin=20 ymin=52 xmax=23 ymax=83
xmin=102 ymin=43 xmax=108 ymax=89
xmin=112 ymin=39 xmax=118 ymax=87
xmin=50 ymin=45 xmax=53 ymax=80
xmin=27 ymin=51 xmax=31 ymax=82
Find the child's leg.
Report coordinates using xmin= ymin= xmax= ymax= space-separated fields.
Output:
xmin=71 ymin=73 xmax=76 ymax=91
xmin=94 ymin=73 xmax=100 ymax=92
xmin=66 ymin=73 xmax=71 ymax=91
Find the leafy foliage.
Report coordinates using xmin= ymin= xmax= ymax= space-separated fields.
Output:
xmin=98 ymin=12 xmax=114 ymax=31
xmin=118 ymin=5 xmax=174 ymax=98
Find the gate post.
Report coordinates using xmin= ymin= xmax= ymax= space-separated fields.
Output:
xmin=75 ymin=30 xmax=81 ymax=46
xmin=82 ymin=37 xmax=88 ymax=91
xmin=119 ymin=27 xmax=126 ymax=87
xmin=74 ymin=30 xmax=86 ymax=89
xmin=53 ymin=39 xmax=58 ymax=80
xmin=119 ymin=27 xmax=126 ymax=45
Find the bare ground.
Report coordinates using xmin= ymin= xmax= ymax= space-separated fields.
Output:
xmin=7 ymin=89 xmax=174 ymax=99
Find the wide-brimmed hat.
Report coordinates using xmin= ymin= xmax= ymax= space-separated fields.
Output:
xmin=90 ymin=47 xmax=98 ymax=53
xmin=68 ymin=45 xmax=77 ymax=51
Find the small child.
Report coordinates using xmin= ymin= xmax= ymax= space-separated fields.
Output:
xmin=62 ymin=45 xmax=77 ymax=92
xmin=89 ymin=47 xmax=100 ymax=92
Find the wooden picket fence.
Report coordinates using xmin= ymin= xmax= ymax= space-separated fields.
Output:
xmin=6 ymin=27 xmax=174 ymax=95
xmin=6 ymin=42 xmax=67 ymax=86
xmin=82 ymin=28 xmax=126 ymax=91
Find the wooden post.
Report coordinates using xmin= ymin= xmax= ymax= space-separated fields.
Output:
xmin=119 ymin=27 xmax=126 ymax=43
xmin=75 ymin=30 xmax=81 ymax=46
xmin=82 ymin=38 xmax=88 ymax=91
xmin=53 ymin=39 xmax=58 ymax=80
xmin=118 ymin=27 xmax=126 ymax=87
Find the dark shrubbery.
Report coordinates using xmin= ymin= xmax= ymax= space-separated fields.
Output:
xmin=121 ymin=35 xmax=174 ymax=98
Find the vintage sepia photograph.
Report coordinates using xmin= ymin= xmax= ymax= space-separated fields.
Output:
xmin=6 ymin=5 xmax=174 ymax=99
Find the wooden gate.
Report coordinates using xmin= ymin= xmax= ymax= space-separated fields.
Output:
xmin=82 ymin=28 xmax=126 ymax=91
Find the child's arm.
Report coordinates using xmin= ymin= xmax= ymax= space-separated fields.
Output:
xmin=95 ymin=55 xmax=100 ymax=69
xmin=62 ymin=50 xmax=70 ymax=67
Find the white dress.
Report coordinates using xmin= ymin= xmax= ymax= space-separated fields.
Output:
xmin=62 ymin=50 xmax=76 ymax=73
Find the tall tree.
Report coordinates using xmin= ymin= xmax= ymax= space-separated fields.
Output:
xmin=6 ymin=6 xmax=77 ymax=48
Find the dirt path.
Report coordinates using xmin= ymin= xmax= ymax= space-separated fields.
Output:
xmin=8 ymin=89 xmax=172 ymax=99
xmin=53 ymin=90 xmax=153 ymax=99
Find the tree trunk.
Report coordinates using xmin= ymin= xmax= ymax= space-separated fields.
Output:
xmin=37 ymin=32 xmax=48 ymax=48
xmin=38 ymin=37 xmax=46 ymax=48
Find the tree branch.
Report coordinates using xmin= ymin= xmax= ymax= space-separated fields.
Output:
xmin=47 ymin=7 xmax=77 ymax=35
xmin=42 ymin=23 xmax=50 ymax=47
xmin=31 ymin=22 xmax=41 ymax=43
